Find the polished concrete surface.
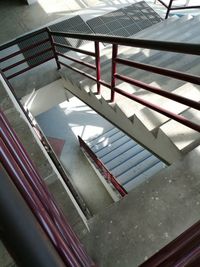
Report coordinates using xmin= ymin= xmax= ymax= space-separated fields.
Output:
xmin=35 ymin=94 xmax=114 ymax=215
xmin=83 ymin=145 xmax=200 ymax=267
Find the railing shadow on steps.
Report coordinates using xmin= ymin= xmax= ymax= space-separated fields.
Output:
xmin=0 ymin=27 xmax=199 ymax=133
xmin=78 ymin=136 xmax=128 ymax=197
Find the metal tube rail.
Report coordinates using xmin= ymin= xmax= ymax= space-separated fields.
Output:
xmin=54 ymin=42 xmax=95 ymax=57
xmin=94 ymin=41 xmax=101 ymax=94
xmin=2 ymin=47 xmax=53 ymax=72
xmin=6 ymin=56 xmax=54 ymax=79
xmin=140 ymin=220 xmax=200 ymax=266
xmin=115 ymin=58 xmax=200 ymax=87
xmin=114 ymin=86 xmax=200 ymax=133
xmin=78 ymin=136 xmax=127 ymax=197
xmin=0 ymin=111 xmax=95 ymax=267
xmin=0 ymin=38 xmax=50 ymax=63
xmin=0 ymin=27 xmax=48 ymax=51
xmin=59 ymin=61 xmax=97 ymax=82
xmin=50 ymin=31 xmax=200 ymax=55
xmin=57 ymin=52 xmax=96 ymax=69
xmin=115 ymin=73 xmax=200 ymax=111
xmin=0 ymin=165 xmax=66 ymax=267
xmin=0 ymin=138 xmax=81 ymax=267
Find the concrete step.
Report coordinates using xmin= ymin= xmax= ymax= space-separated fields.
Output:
xmin=117 ymin=154 xmax=160 ymax=185
xmin=91 ymin=129 xmax=125 ymax=153
xmin=107 ymin=144 xmax=145 ymax=171
xmin=88 ymin=127 xmax=118 ymax=148
xmin=160 ymin=108 xmax=200 ymax=152
xmin=123 ymin=160 xmax=165 ymax=192
xmin=61 ymin=75 xmax=182 ymax=164
xmin=113 ymin=149 xmax=153 ymax=179
xmin=135 ymin=83 xmax=200 ymax=132
xmin=135 ymin=14 xmax=193 ymax=40
xmin=102 ymin=140 xmax=138 ymax=166
xmin=96 ymin=134 xmax=130 ymax=158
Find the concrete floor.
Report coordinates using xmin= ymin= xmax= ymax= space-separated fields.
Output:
xmin=82 ymin=145 xmax=200 ymax=267
xmin=35 ymin=93 xmax=114 ymax=215
xmin=0 ymin=0 xmax=99 ymax=44
xmin=1 ymin=1 xmax=200 ymax=267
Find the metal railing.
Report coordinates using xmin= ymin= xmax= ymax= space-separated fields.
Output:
xmin=0 ymin=28 xmax=200 ymax=132
xmin=0 ymin=110 xmax=95 ymax=267
xmin=156 ymin=0 xmax=200 ymax=19
xmin=0 ymin=18 xmax=200 ymax=267
xmin=50 ymin=30 xmax=200 ymax=133
xmin=78 ymin=136 xmax=127 ymax=197
xmin=140 ymin=219 xmax=200 ymax=266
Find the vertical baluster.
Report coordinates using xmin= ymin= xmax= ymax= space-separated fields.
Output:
xmin=47 ymin=28 xmax=61 ymax=70
xmin=95 ymin=41 xmax=101 ymax=94
xmin=111 ymin=44 xmax=118 ymax=102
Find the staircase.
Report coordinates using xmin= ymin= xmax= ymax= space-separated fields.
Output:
xmin=60 ymin=14 xmax=200 ymax=164
xmin=86 ymin=127 xmax=166 ymax=192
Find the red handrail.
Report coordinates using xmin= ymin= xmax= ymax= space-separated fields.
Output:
xmin=78 ymin=136 xmax=127 ymax=197
xmin=140 ymin=220 xmax=200 ymax=266
xmin=0 ymin=25 xmax=200 ymax=131
xmin=0 ymin=110 xmax=95 ymax=267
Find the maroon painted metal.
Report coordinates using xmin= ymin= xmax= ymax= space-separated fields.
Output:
xmin=114 ymin=86 xmax=200 ymax=132
xmin=0 ymin=38 xmax=50 ymax=63
xmin=0 ymin=111 xmax=96 ymax=267
xmin=111 ymin=44 xmax=118 ymax=102
xmin=78 ymin=136 xmax=127 ymax=197
xmin=54 ymin=42 xmax=95 ymax=57
xmin=6 ymin=56 xmax=54 ymax=80
xmin=59 ymin=61 xmax=97 ymax=82
xmin=116 ymin=58 xmax=200 ymax=87
xmin=50 ymin=31 xmax=200 ymax=55
xmin=47 ymin=28 xmax=61 ymax=70
xmin=0 ymin=139 xmax=81 ymax=267
xmin=140 ymin=220 xmax=200 ymax=267
xmin=94 ymin=41 xmax=101 ymax=94
xmin=0 ymin=28 xmax=48 ymax=51
xmin=115 ymin=73 xmax=200 ymax=111
xmin=2 ymin=47 xmax=53 ymax=72
xmin=57 ymin=52 xmax=96 ymax=69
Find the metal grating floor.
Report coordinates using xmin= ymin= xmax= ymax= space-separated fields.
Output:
xmin=18 ymin=31 xmax=53 ymax=67
xmin=18 ymin=16 xmax=93 ymax=67
xmin=87 ymin=1 xmax=163 ymax=40
xmin=18 ymin=2 xmax=162 ymax=66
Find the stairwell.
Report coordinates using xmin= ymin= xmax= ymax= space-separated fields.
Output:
xmin=0 ymin=1 xmax=200 ymax=266
xmin=60 ymin=13 xmax=200 ymax=164
xmin=85 ymin=127 xmax=166 ymax=192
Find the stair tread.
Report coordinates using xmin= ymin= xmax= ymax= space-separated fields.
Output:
xmin=95 ymin=134 xmax=130 ymax=158
xmin=160 ymin=108 xmax=200 ymax=151
xmin=135 ymin=83 xmax=200 ymax=131
xmin=117 ymin=154 xmax=161 ymax=185
xmin=107 ymin=145 xmax=147 ymax=175
xmin=92 ymin=130 xmax=125 ymax=153
xmin=101 ymin=139 xmax=138 ymax=165
xmin=87 ymin=127 xmax=118 ymax=148
xmin=123 ymin=161 xmax=165 ymax=192
xmin=112 ymin=149 xmax=153 ymax=178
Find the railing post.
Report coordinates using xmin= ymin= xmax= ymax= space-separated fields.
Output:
xmin=94 ymin=41 xmax=101 ymax=94
xmin=47 ymin=28 xmax=61 ymax=70
xmin=111 ymin=44 xmax=118 ymax=102
xmin=165 ymin=0 xmax=173 ymax=19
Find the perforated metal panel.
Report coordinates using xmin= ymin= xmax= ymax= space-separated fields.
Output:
xmin=18 ymin=16 xmax=93 ymax=67
xmin=87 ymin=1 xmax=162 ymax=40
